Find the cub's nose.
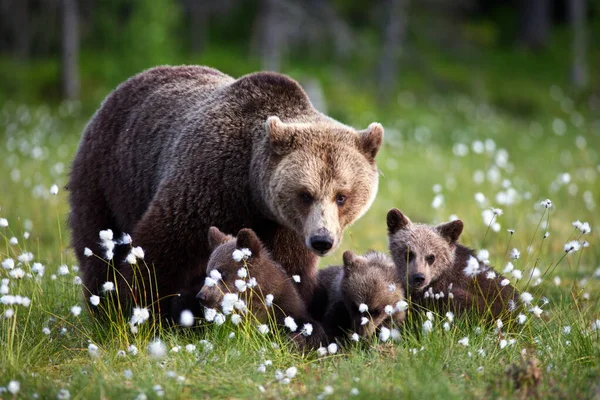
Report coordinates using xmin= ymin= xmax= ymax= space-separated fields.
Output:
xmin=196 ymin=291 xmax=207 ymax=302
xmin=411 ymin=273 xmax=425 ymax=285
xmin=310 ymin=235 xmax=334 ymax=253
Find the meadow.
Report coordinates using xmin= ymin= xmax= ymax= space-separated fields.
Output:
xmin=0 ymin=63 xmax=599 ymax=398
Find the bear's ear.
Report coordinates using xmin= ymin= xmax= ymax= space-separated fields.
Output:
xmin=236 ymin=228 xmax=262 ymax=258
xmin=207 ymin=226 xmax=231 ymax=252
xmin=266 ymin=116 xmax=295 ymax=155
xmin=343 ymin=250 xmax=364 ymax=272
xmin=357 ymin=122 xmax=384 ymax=162
xmin=387 ymin=208 xmax=412 ymax=235
xmin=436 ymin=220 xmax=464 ymax=244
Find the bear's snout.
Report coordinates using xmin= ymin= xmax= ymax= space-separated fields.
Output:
xmin=411 ymin=273 xmax=426 ymax=287
xmin=309 ymin=228 xmax=334 ymax=254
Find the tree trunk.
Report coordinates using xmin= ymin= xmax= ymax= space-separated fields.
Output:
xmin=377 ymin=0 xmax=408 ymax=103
xmin=519 ymin=0 xmax=551 ymax=50
xmin=61 ymin=0 xmax=80 ymax=101
xmin=259 ymin=0 xmax=284 ymax=71
xmin=569 ymin=0 xmax=587 ymax=88
xmin=13 ymin=0 xmax=30 ymax=59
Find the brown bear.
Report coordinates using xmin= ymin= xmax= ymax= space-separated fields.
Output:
xmin=314 ymin=250 xmax=406 ymax=341
xmin=68 ymin=65 xmax=383 ymax=318
xmin=196 ymin=227 xmax=327 ymax=349
xmin=386 ymin=208 xmax=519 ymax=319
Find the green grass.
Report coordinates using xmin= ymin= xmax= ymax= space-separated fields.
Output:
xmin=1 ymin=62 xmax=599 ymax=398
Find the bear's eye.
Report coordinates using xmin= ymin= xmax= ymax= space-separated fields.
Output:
xmin=425 ymin=254 xmax=435 ymax=264
xmin=370 ymin=308 xmax=381 ymax=317
xmin=335 ymin=194 xmax=348 ymax=206
xmin=299 ymin=191 xmax=313 ymax=204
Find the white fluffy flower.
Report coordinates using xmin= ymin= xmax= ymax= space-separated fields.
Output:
xmin=516 ymin=314 xmax=527 ymax=324
xmin=148 ymin=340 xmax=167 ymax=358
xmin=232 ymin=249 xmax=244 ymax=262
xmin=99 ymin=229 xmax=113 ymax=241
xmin=247 ymin=277 xmax=257 ymax=288
xmin=350 ymin=332 xmax=360 ymax=342
xmin=9 ymin=268 xmax=24 ymax=279
xmin=180 ymin=310 xmax=194 ymax=327
xmin=88 ymin=343 xmax=100 ymax=357
xmin=384 ymin=305 xmax=394 ymax=315
xmin=327 ymin=343 xmax=338 ymax=354
xmin=103 ymin=281 xmax=115 ymax=292
xmin=500 ymin=279 xmax=510 ymax=286
xmin=130 ymin=246 xmax=144 ymax=259
xmin=446 ymin=311 xmax=454 ymax=322
xmin=422 ymin=320 xmax=433 ymax=334
xmin=499 ymin=339 xmax=508 ymax=349
xmin=131 ymin=307 xmax=150 ymax=325
xmin=486 ymin=271 xmax=497 ymax=280
xmin=126 ymin=253 xmax=137 ymax=264
xmin=511 ymin=269 xmax=523 ymax=280
xmin=70 ymin=305 xmax=82 ymax=317
xmin=204 ymin=308 xmax=217 ymax=322
xmin=84 ymin=247 xmax=93 ymax=257
xmin=2 ymin=258 xmax=15 ymax=270
xmin=127 ymin=344 xmax=139 ymax=355
xmin=89 ymin=295 xmax=100 ymax=306
xmin=17 ymin=252 xmax=34 ymax=263
xmin=564 ymin=240 xmax=581 ymax=253
xmin=477 ymin=249 xmax=490 ymax=263
xmin=235 ymin=279 xmax=247 ymax=292
xmin=358 ymin=303 xmax=368 ymax=313
xmin=286 ymin=367 xmax=298 ymax=379
xmin=510 ymin=248 xmax=520 ymax=259
xmin=265 ymin=294 xmax=274 ymax=307
xmin=301 ymin=323 xmax=313 ymax=336
xmin=284 ymin=316 xmax=298 ymax=332
xmin=214 ymin=313 xmax=226 ymax=325
xmin=237 ymin=267 xmax=247 ymax=278
xmin=360 ymin=317 xmax=368 ymax=326
xmin=7 ymin=380 xmax=20 ymax=395
xmin=50 ymin=184 xmax=59 ymax=195
xmin=221 ymin=293 xmax=239 ymax=315
xmin=231 ymin=314 xmax=242 ymax=325
xmin=32 ymin=262 xmax=45 ymax=276
xmin=463 ymin=256 xmax=481 ymax=277
xmin=458 ymin=337 xmax=469 ymax=346
xmin=257 ymin=324 xmax=269 ymax=334
xmin=204 ymin=276 xmax=217 ymax=287
xmin=58 ymin=264 xmax=69 ymax=275
xmin=209 ymin=269 xmax=222 ymax=281
xmin=379 ymin=327 xmax=391 ymax=342
xmin=530 ymin=306 xmax=543 ymax=318
xmin=520 ymin=292 xmax=534 ymax=304
xmin=540 ymin=199 xmax=553 ymax=208
xmin=292 ymin=275 xmax=301 ymax=283
xmin=396 ymin=300 xmax=409 ymax=312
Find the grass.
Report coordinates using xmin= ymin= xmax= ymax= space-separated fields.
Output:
xmin=0 ymin=59 xmax=599 ymax=398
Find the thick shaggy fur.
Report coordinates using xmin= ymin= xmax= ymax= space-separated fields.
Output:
xmin=197 ymin=227 xmax=326 ymax=349
xmin=68 ymin=66 xmax=383 ymax=317
xmin=314 ymin=251 xmax=405 ymax=340
xmin=387 ymin=208 xmax=519 ymax=319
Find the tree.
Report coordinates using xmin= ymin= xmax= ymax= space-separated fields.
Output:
xmin=377 ymin=0 xmax=409 ymax=102
xmin=61 ymin=0 xmax=80 ymax=101
xmin=569 ymin=0 xmax=588 ymax=88
xmin=519 ymin=0 xmax=551 ymax=50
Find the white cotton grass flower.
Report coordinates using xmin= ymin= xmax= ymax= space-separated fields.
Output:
xmin=540 ymin=199 xmax=553 ymax=208
xmin=237 ymin=267 xmax=247 ymax=278
xmin=553 ymin=276 xmax=561 ymax=286
xmin=126 ymin=253 xmax=137 ymax=264
xmin=463 ymin=256 xmax=481 ymax=277
xmin=57 ymin=389 xmax=70 ymax=400
xmin=530 ymin=306 xmax=543 ymax=318
xmin=358 ymin=303 xmax=368 ymax=313
xmin=284 ymin=316 xmax=298 ymax=332
xmin=510 ymin=248 xmax=520 ymax=259
xmin=578 ymin=222 xmax=591 ymax=234
xmin=500 ymin=279 xmax=510 ymax=286
xmin=503 ymin=262 xmax=514 ymax=274
xmin=9 ymin=268 xmax=25 ymax=279
xmin=231 ymin=314 xmax=242 ymax=325
xmin=99 ymin=229 xmax=113 ymax=241
xmin=327 ymin=343 xmax=338 ymax=354
xmin=379 ymin=327 xmax=391 ymax=342
xmin=103 ymin=281 xmax=115 ymax=292
xmin=119 ymin=233 xmax=132 ymax=245
xmin=204 ymin=276 xmax=217 ymax=287
xmin=71 ymin=305 xmax=82 ymax=317
xmin=265 ymin=294 xmax=274 ymax=307
xmin=301 ymin=323 xmax=313 ymax=336
xmin=564 ymin=240 xmax=581 ymax=253
xmin=50 ymin=184 xmax=59 ymax=195
xmin=2 ymin=258 xmax=15 ymax=270
xmin=516 ymin=314 xmax=527 ymax=324
xmin=491 ymin=207 xmax=503 ymax=216
xmin=350 ymin=332 xmax=360 ymax=342
xmin=89 ymin=295 xmax=100 ymax=306
xmin=443 ymin=321 xmax=451 ymax=331
xmin=131 ymin=307 xmax=150 ymax=325
xmin=384 ymin=305 xmax=394 ymax=315
xmin=84 ymin=247 xmax=93 ymax=257
xmin=148 ymin=339 xmax=167 ymax=358
xmin=486 ymin=271 xmax=497 ymax=280
xmin=360 ymin=317 xmax=368 ymax=326
xmin=396 ymin=300 xmax=409 ymax=312
xmin=209 ymin=269 xmax=222 ymax=281
xmin=214 ymin=313 xmax=226 ymax=325
xmin=247 ymin=277 xmax=257 ymax=288
xmin=292 ymin=275 xmax=301 ymax=283
xmin=204 ymin=308 xmax=217 ymax=322
xmin=17 ymin=252 xmax=34 ymax=263
xmin=511 ymin=269 xmax=523 ymax=280
xmin=458 ymin=337 xmax=469 ymax=346
xmin=88 ymin=343 xmax=100 ymax=357
xmin=235 ymin=279 xmax=247 ymax=292
xmin=477 ymin=249 xmax=490 ymax=263
xmin=180 ymin=310 xmax=194 ymax=327
xmin=221 ymin=293 xmax=239 ymax=315
xmin=446 ymin=312 xmax=454 ymax=323
xmin=520 ymin=292 xmax=534 ymax=304
xmin=9 ymin=237 xmax=18 ymax=245
xmin=350 ymin=388 xmax=359 ymax=396
xmin=5 ymin=308 xmax=14 ymax=318
xmin=127 ymin=246 xmax=144 ymax=261
xmin=127 ymin=344 xmax=139 ymax=356
xmin=0 ymin=218 xmax=8 ymax=228
xmin=58 ymin=264 xmax=69 ymax=275
xmin=422 ymin=320 xmax=433 ymax=334
xmin=286 ymin=367 xmax=298 ymax=379
xmin=8 ymin=380 xmax=20 ymax=395
xmin=257 ymin=324 xmax=269 ymax=334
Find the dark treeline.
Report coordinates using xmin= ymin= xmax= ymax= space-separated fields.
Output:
xmin=0 ymin=0 xmax=597 ymax=101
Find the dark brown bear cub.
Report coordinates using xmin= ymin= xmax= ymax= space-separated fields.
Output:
xmin=196 ymin=227 xmax=327 ymax=349
xmin=386 ymin=208 xmax=519 ymax=319
xmin=315 ymin=250 xmax=406 ymax=341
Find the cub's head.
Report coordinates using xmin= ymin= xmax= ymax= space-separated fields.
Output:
xmin=264 ymin=116 xmax=383 ymax=256
xmin=341 ymin=250 xmax=405 ymax=337
xmin=387 ymin=208 xmax=463 ymax=294
xmin=196 ymin=227 xmax=264 ymax=309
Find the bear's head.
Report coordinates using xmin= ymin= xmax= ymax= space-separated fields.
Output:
xmin=196 ymin=227 xmax=266 ymax=311
xmin=387 ymin=208 xmax=464 ymax=294
xmin=340 ymin=250 xmax=405 ymax=337
xmin=262 ymin=116 xmax=383 ymax=256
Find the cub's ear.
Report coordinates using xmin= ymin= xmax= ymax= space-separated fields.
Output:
xmin=343 ymin=250 xmax=365 ymax=272
xmin=387 ymin=208 xmax=412 ymax=235
xmin=436 ymin=220 xmax=464 ymax=243
xmin=236 ymin=228 xmax=262 ymax=258
xmin=266 ymin=116 xmax=295 ymax=155
xmin=207 ymin=226 xmax=231 ymax=252
xmin=357 ymin=122 xmax=384 ymax=162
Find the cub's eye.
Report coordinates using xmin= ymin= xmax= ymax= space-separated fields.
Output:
xmin=299 ymin=192 xmax=313 ymax=204
xmin=335 ymin=194 xmax=348 ymax=206
xmin=425 ymin=254 xmax=435 ymax=264
xmin=370 ymin=308 xmax=381 ymax=317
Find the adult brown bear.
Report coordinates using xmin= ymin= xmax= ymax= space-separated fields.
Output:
xmin=68 ymin=66 xmax=383 ymax=319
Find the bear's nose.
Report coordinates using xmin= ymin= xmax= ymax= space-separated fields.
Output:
xmin=196 ymin=291 xmax=207 ymax=302
xmin=411 ymin=273 xmax=425 ymax=285
xmin=310 ymin=235 xmax=334 ymax=253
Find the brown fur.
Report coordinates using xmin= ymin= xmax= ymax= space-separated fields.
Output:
xmin=315 ymin=250 xmax=406 ymax=340
xmin=387 ymin=208 xmax=519 ymax=319
xmin=197 ymin=227 xmax=327 ymax=349
xmin=68 ymin=66 xmax=383 ymax=318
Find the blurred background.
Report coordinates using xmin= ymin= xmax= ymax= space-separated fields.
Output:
xmin=0 ymin=0 xmax=598 ymax=265
xmin=0 ymin=0 xmax=598 ymax=116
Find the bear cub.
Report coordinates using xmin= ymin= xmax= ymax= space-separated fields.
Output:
xmin=197 ymin=227 xmax=326 ymax=349
xmin=315 ymin=250 xmax=406 ymax=341
xmin=387 ymin=208 xmax=519 ymax=319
